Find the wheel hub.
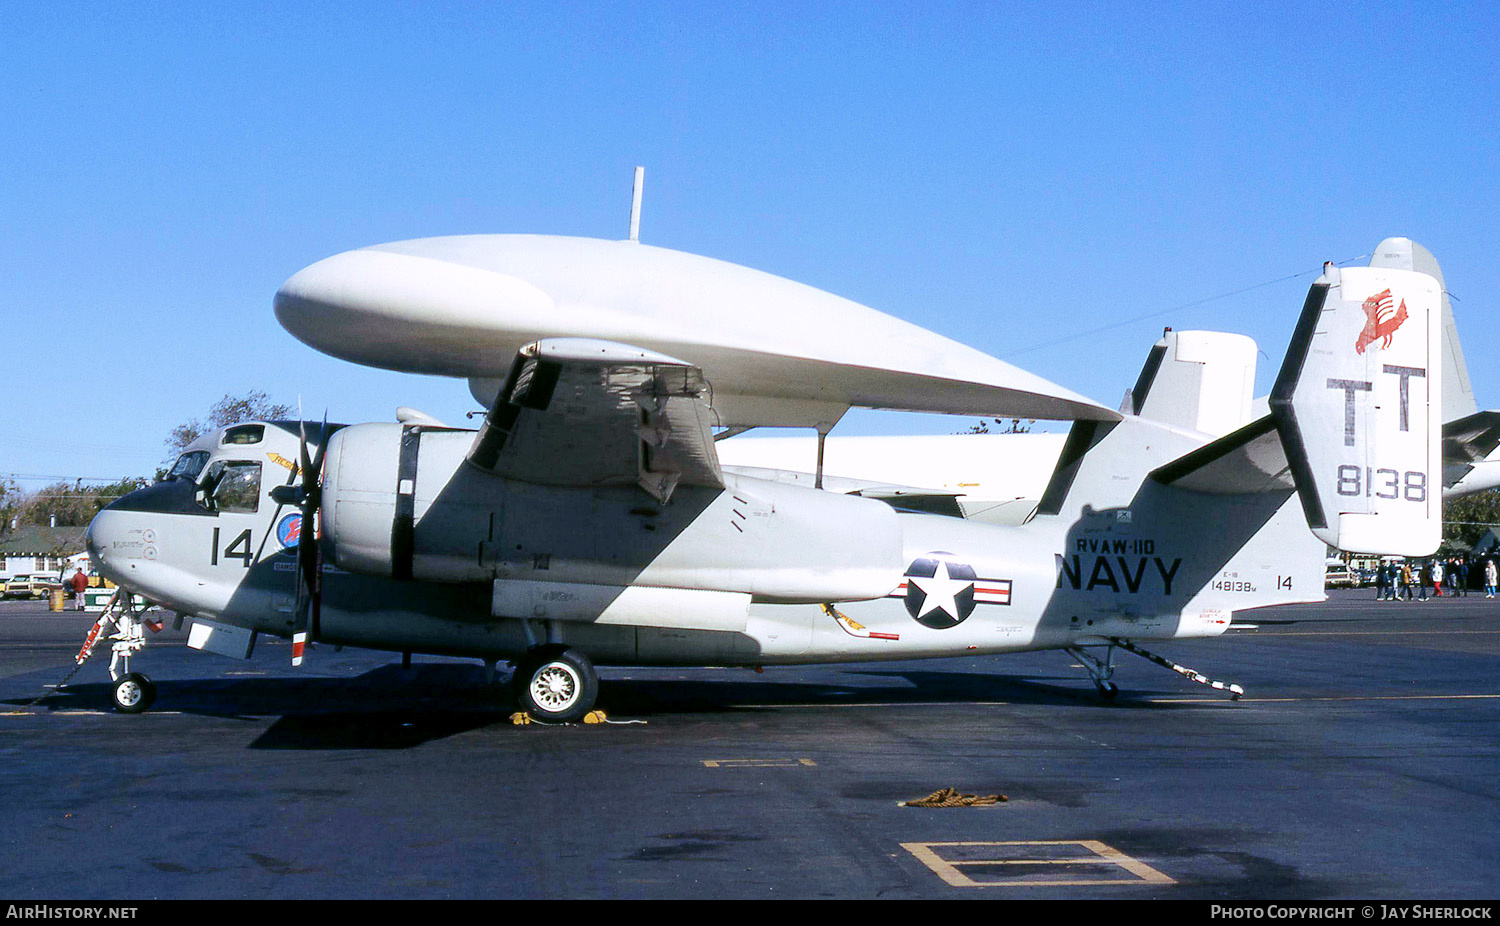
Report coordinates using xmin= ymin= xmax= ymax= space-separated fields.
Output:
xmin=531 ymin=664 xmax=579 ymax=711
xmin=115 ymin=680 xmax=142 ymax=707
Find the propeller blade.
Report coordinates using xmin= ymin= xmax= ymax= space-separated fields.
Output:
xmin=290 ymin=413 xmax=328 ymax=667
xmin=297 ymin=416 xmax=313 ymax=487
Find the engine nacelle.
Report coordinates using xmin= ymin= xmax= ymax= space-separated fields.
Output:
xmin=319 ymin=423 xmax=905 ymax=607
xmin=321 ymin=422 xmax=426 ymax=578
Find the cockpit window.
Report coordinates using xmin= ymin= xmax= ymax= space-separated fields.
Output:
xmin=221 ymin=425 xmax=265 ymax=446
xmin=168 ymin=451 xmax=210 ymax=481
xmin=202 ymin=461 xmax=262 ymax=513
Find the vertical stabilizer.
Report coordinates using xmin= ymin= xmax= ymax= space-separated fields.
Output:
xmin=1369 ymin=237 xmax=1475 ymax=421
xmin=1270 ymin=264 xmax=1442 ymax=555
xmin=1129 ymin=330 xmax=1257 ymax=437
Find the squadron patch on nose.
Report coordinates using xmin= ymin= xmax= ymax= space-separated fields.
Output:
xmin=276 ymin=513 xmax=303 ymax=553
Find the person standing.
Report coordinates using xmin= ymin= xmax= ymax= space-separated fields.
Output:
xmin=1486 ymin=559 xmax=1498 ymax=599
xmin=1457 ymin=557 xmax=1470 ymax=597
xmin=1376 ymin=561 xmax=1391 ymax=601
xmin=69 ymin=569 xmax=88 ymax=611
xmin=1400 ymin=562 xmax=1415 ymax=601
xmin=1432 ymin=560 xmax=1444 ymax=598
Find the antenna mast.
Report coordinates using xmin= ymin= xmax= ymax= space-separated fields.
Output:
xmin=628 ymin=166 xmax=644 ymax=242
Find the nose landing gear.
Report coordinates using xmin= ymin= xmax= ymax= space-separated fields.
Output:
xmin=74 ymin=590 xmax=164 ymax=713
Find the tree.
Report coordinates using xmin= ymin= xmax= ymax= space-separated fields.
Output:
xmin=14 ymin=477 xmax=150 ymax=527
xmin=165 ymin=390 xmax=296 ymax=460
xmin=960 ymin=418 xmax=1035 ymax=435
xmin=0 ymin=475 xmax=18 ymax=531
xmin=1443 ymin=487 xmax=1500 ymax=551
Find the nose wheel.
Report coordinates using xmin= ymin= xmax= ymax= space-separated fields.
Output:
xmin=111 ymin=672 xmax=157 ymax=714
xmin=511 ymin=645 xmax=599 ymax=723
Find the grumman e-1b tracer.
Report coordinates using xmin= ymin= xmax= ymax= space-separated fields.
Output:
xmin=85 ymin=242 xmax=1442 ymax=720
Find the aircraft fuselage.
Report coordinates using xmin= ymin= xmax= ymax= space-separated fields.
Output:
xmin=87 ymin=419 xmax=1322 ymax=671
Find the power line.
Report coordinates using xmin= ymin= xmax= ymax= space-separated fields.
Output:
xmin=998 ymin=254 xmax=1370 ymax=360
xmin=1 ymin=472 xmax=150 ymax=483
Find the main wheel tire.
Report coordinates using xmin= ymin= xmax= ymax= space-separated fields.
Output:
xmin=111 ymin=673 xmax=156 ymax=714
xmin=513 ymin=646 xmax=598 ymax=723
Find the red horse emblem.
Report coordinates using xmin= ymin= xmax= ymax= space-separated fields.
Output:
xmin=1355 ymin=288 xmax=1408 ymax=354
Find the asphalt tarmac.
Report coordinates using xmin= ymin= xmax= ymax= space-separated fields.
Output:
xmin=1 ymin=589 xmax=1497 ymax=900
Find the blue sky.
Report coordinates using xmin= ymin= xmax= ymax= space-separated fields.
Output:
xmin=3 ymin=2 xmax=1497 ymax=486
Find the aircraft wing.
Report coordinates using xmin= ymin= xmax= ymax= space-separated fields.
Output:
xmin=468 ymin=338 xmax=722 ymax=503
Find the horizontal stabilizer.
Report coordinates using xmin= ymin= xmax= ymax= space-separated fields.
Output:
xmin=1149 ymin=416 xmax=1292 ymax=494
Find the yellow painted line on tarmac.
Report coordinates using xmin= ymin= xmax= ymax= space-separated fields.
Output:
xmin=0 ymin=709 xmax=183 ymax=716
xmin=710 ymin=695 xmax=1500 ymax=709
xmin=1149 ymin=693 xmax=1500 ymax=704
xmin=1238 ymin=629 xmax=1500 ymax=637
xmin=702 ymin=758 xmax=817 ymax=768
xmin=737 ymin=701 xmax=1015 ymax=709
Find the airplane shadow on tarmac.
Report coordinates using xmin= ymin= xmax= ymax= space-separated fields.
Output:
xmin=13 ymin=662 xmax=1205 ymax=750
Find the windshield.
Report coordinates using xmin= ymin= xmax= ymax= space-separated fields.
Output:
xmin=168 ymin=451 xmax=210 ymax=482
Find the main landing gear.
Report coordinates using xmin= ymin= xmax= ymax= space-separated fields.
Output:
xmin=1067 ymin=639 xmax=1244 ymax=701
xmin=511 ymin=644 xmax=599 ymax=723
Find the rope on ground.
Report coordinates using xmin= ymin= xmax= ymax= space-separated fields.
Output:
xmin=509 ymin=710 xmax=647 ymax=726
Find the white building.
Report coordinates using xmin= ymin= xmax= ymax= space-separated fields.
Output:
xmin=0 ymin=526 xmax=89 ymax=580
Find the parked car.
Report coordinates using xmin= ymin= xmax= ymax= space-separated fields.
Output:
xmin=4 ymin=574 xmax=62 ymax=599
xmin=1325 ymin=564 xmax=1357 ymax=589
